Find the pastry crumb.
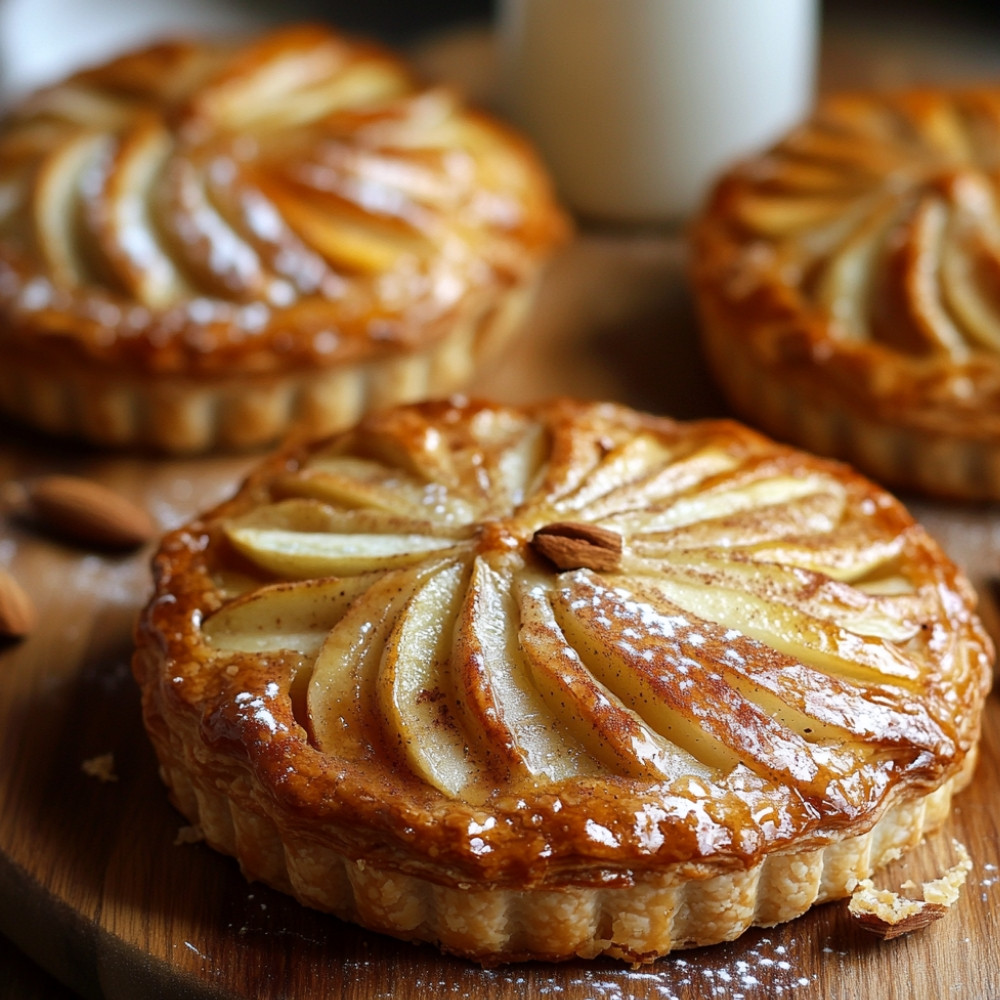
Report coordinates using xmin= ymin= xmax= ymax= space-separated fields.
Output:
xmin=847 ymin=841 xmax=972 ymax=939
xmin=174 ymin=824 xmax=205 ymax=846
xmin=81 ymin=752 xmax=118 ymax=783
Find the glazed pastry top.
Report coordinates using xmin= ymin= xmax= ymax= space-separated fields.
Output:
xmin=137 ymin=398 xmax=993 ymax=886
xmin=0 ymin=25 xmax=568 ymax=374
xmin=692 ymin=88 xmax=1000 ymax=433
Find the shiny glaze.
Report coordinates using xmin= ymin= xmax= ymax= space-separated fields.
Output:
xmin=0 ymin=25 xmax=568 ymax=376
xmin=135 ymin=399 xmax=993 ymax=887
xmin=692 ymin=88 xmax=1000 ymax=437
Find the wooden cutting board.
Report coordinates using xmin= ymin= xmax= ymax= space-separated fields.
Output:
xmin=1 ymin=228 xmax=999 ymax=1000
xmin=6 ymin=14 xmax=1000 ymax=994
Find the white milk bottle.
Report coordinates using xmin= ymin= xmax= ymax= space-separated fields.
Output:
xmin=497 ymin=0 xmax=819 ymax=223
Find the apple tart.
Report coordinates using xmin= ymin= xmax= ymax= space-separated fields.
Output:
xmin=691 ymin=86 xmax=1000 ymax=500
xmin=133 ymin=397 xmax=992 ymax=963
xmin=0 ymin=26 xmax=567 ymax=452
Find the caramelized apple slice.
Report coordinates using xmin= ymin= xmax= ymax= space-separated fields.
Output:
xmin=733 ymin=191 xmax=864 ymax=236
xmin=546 ymin=433 xmax=681 ymax=518
xmin=632 ymin=470 xmax=839 ymax=535
xmin=276 ymin=456 xmax=478 ymax=523
xmin=376 ymin=560 xmax=473 ymax=797
xmin=885 ymin=196 xmax=970 ymax=360
xmin=30 ymin=131 xmax=107 ymax=286
xmin=257 ymin=176 xmax=428 ymax=273
xmin=939 ymin=181 xmax=1000 ymax=352
xmin=156 ymin=155 xmax=269 ymax=299
xmin=203 ymin=574 xmax=377 ymax=654
xmin=86 ymin=116 xmax=191 ymax=306
xmin=624 ymin=488 xmax=844 ymax=557
xmin=188 ymin=26 xmax=409 ymax=130
xmin=225 ymin=523 xmax=460 ymax=578
xmin=307 ymin=560 xmax=443 ymax=760
xmin=642 ymin=563 xmax=922 ymax=684
xmin=549 ymin=572 xmax=860 ymax=800
xmin=452 ymin=558 xmax=589 ymax=783
xmin=813 ymin=196 xmax=902 ymax=341
xmin=207 ymin=170 xmax=335 ymax=296
xmin=517 ymin=580 xmax=716 ymax=782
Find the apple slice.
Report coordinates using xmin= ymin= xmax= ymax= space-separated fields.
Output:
xmin=643 ymin=546 xmax=922 ymax=647
xmin=301 ymin=142 xmax=454 ymax=209
xmin=450 ymin=558 xmax=589 ymax=783
xmin=308 ymin=561 xmax=442 ymax=760
xmin=549 ymin=573 xmax=859 ymax=801
xmin=624 ymin=488 xmax=844 ymax=556
xmin=208 ymin=170 xmax=334 ymax=295
xmin=350 ymin=407 xmax=549 ymax=513
xmin=487 ymin=420 xmax=550 ymax=511
xmin=257 ymin=497 xmax=470 ymax=544
xmin=564 ymin=571 xmax=948 ymax=760
xmin=888 ymin=197 xmax=970 ymax=359
xmin=188 ymin=26 xmax=409 ymax=130
xmin=257 ymin=174 xmax=427 ymax=273
xmin=225 ymin=522 xmax=461 ymax=578
xmin=87 ymin=117 xmax=192 ymax=306
xmin=631 ymin=471 xmax=838 ymax=536
xmin=276 ymin=456 xmax=478 ymax=523
xmin=658 ymin=548 xmax=923 ymax=642
xmin=203 ymin=573 xmax=378 ymax=654
xmin=517 ymin=580 xmax=716 ymax=782
xmin=718 ymin=530 xmax=905 ymax=586
xmin=157 ymin=155 xmax=269 ymax=299
xmin=225 ymin=495 xmax=459 ymax=537
xmin=940 ymin=191 xmax=1000 ymax=352
xmin=30 ymin=131 xmax=107 ymax=286
xmin=639 ymin=561 xmax=921 ymax=684
xmin=813 ymin=196 xmax=900 ymax=341
xmin=375 ymin=560 xmax=473 ymax=798
xmin=734 ymin=190 xmax=862 ymax=237
xmin=589 ymin=445 xmax=741 ymax=529
xmin=549 ymin=433 xmax=678 ymax=518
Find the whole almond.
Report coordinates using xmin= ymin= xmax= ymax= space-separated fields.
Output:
xmin=531 ymin=520 xmax=623 ymax=573
xmin=25 ymin=475 xmax=156 ymax=550
xmin=0 ymin=567 xmax=36 ymax=638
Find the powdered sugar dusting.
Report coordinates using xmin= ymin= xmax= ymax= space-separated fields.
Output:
xmin=144 ymin=457 xmax=255 ymax=529
xmin=621 ymin=938 xmax=822 ymax=1000
xmin=310 ymin=931 xmax=834 ymax=1000
xmin=49 ymin=552 xmax=151 ymax=610
xmin=979 ymin=861 xmax=1000 ymax=904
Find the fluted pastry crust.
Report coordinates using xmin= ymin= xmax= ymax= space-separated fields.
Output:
xmin=691 ymin=86 xmax=1000 ymax=499
xmin=0 ymin=26 xmax=567 ymax=452
xmin=133 ymin=397 xmax=993 ymax=963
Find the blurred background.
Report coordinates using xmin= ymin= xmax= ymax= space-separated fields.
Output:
xmin=2 ymin=0 xmax=1000 ymax=102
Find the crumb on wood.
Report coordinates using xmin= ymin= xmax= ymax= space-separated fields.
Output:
xmin=174 ymin=824 xmax=205 ymax=846
xmin=847 ymin=840 xmax=972 ymax=940
xmin=81 ymin=752 xmax=118 ymax=783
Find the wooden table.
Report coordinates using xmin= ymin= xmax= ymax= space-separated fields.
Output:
xmin=3 ymin=14 xmax=1000 ymax=1000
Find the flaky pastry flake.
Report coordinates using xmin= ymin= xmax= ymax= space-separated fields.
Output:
xmin=848 ymin=841 xmax=972 ymax=940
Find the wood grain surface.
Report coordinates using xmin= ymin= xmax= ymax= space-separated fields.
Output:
xmin=2 ymin=226 xmax=1000 ymax=1000
xmin=4 ymin=12 xmax=1000 ymax=999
